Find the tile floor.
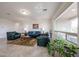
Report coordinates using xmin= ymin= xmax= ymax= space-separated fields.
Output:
xmin=0 ymin=39 xmax=50 ymax=57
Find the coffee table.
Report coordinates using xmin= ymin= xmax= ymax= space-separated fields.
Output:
xmin=19 ymin=36 xmax=36 ymax=46
xmin=20 ymin=36 xmax=32 ymax=40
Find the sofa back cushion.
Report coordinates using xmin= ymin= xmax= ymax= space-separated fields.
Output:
xmin=28 ymin=31 xmax=41 ymax=35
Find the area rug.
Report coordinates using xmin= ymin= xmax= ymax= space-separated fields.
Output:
xmin=7 ymin=38 xmax=37 ymax=46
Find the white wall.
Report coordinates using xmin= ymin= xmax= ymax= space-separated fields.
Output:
xmin=0 ymin=18 xmax=51 ymax=39
xmin=22 ymin=19 xmax=51 ymax=33
xmin=0 ymin=18 xmax=23 ymax=39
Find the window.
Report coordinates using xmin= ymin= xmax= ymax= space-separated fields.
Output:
xmin=67 ymin=34 xmax=77 ymax=44
xmin=71 ymin=17 xmax=78 ymax=33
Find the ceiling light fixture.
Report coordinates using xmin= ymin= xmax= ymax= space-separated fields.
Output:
xmin=20 ymin=9 xmax=30 ymax=15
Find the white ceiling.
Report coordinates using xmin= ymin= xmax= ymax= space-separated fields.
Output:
xmin=0 ymin=2 xmax=62 ymax=22
xmin=56 ymin=2 xmax=77 ymax=21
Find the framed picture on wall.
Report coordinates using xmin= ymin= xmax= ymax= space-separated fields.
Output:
xmin=33 ymin=24 xmax=39 ymax=29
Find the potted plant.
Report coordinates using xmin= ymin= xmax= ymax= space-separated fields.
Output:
xmin=47 ymin=39 xmax=79 ymax=57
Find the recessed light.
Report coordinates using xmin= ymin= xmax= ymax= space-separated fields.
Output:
xmin=20 ymin=9 xmax=30 ymax=15
xmin=71 ymin=8 xmax=76 ymax=11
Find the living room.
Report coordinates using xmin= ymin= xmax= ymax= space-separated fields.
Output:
xmin=0 ymin=2 xmax=59 ymax=57
xmin=0 ymin=2 xmax=79 ymax=57
xmin=0 ymin=2 xmax=53 ymax=39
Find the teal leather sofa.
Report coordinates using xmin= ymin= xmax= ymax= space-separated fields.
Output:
xmin=28 ymin=31 xmax=41 ymax=38
xmin=7 ymin=31 xmax=21 ymax=40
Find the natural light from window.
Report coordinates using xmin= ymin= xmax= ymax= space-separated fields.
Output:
xmin=71 ymin=17 xmax=78 ymax=33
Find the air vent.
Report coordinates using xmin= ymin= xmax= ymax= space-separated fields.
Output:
xmin=43 ymin=9 xmax=47 ymax=11
xmin=6 ymin=13 xmax=11 ymax=15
